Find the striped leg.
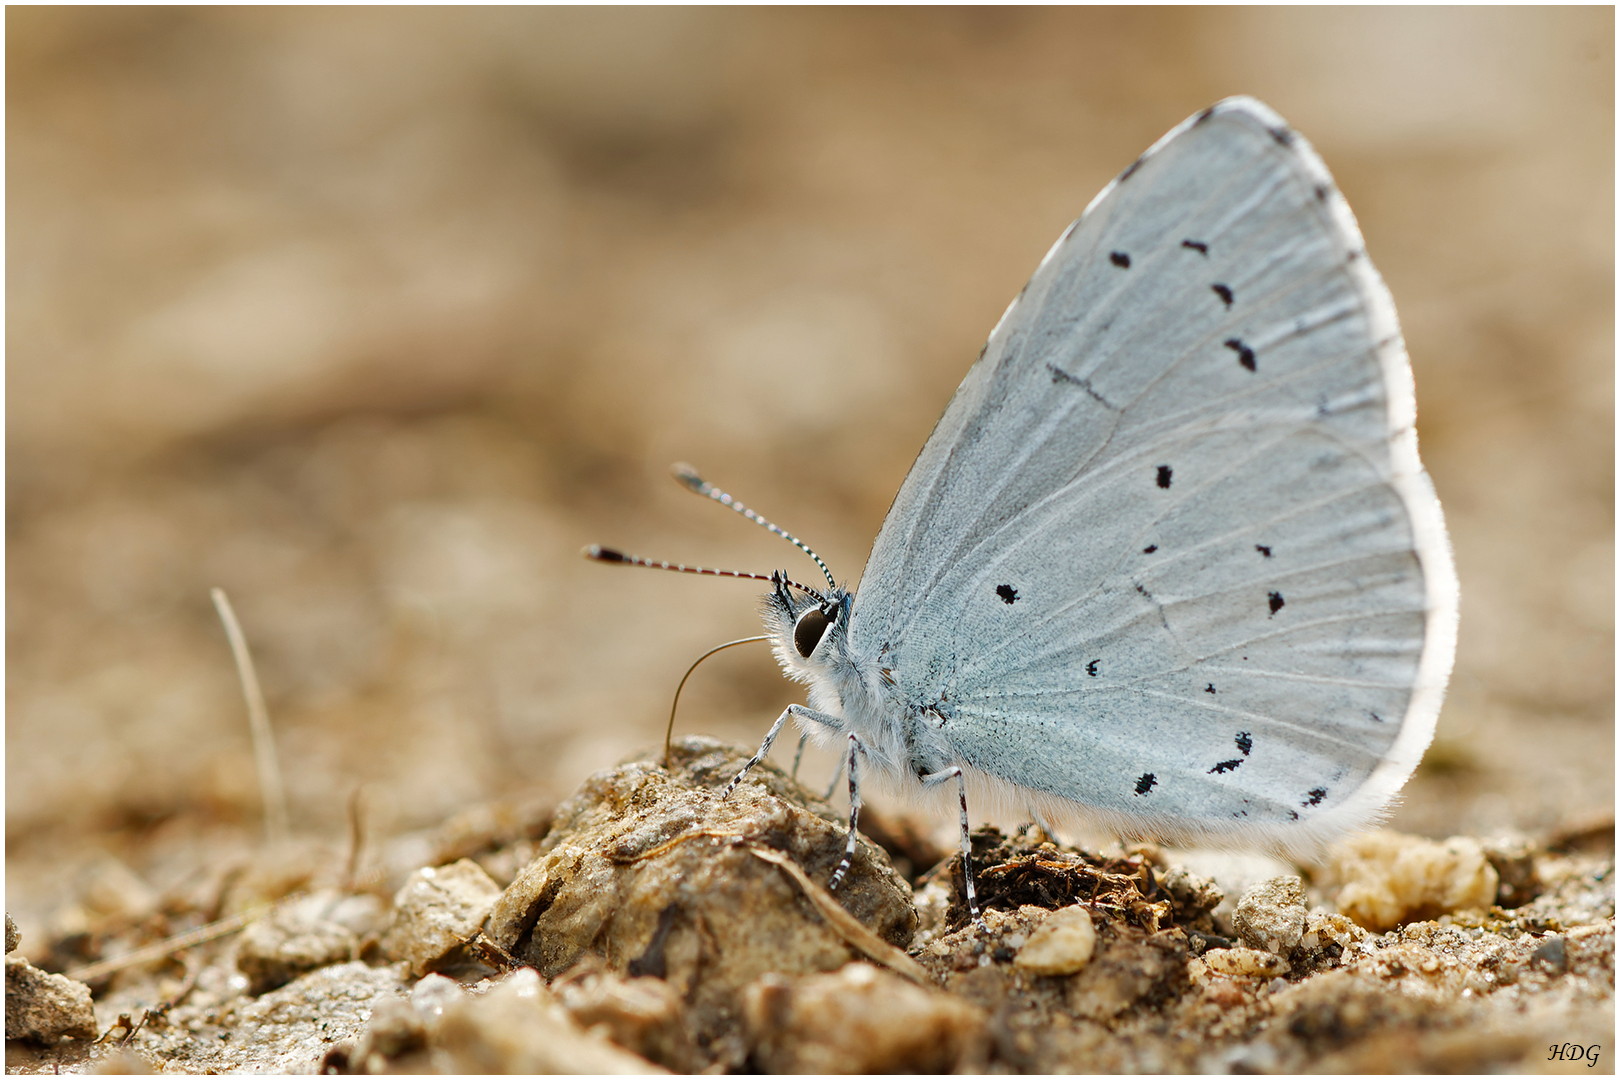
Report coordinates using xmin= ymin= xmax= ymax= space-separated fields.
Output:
xmin=827 ymin=734 xmax=862 ymax=891
xmin=791 ymin=731 xmax=810 ymax=780
xmin=822 ymin=746 xmax=847 ymax=801
xmin=720 ymin=706 xmax=792 ymax=801
xmin=721 ymin=704 xmax=844 ymax=801
xmin=923 ymin=766 xmax=985 ymax=931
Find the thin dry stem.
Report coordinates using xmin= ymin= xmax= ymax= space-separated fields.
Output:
xmin=749 ymin=844 xmax=931 ymax=985
xmin=211 ymin=587 xmax=290 ymax=846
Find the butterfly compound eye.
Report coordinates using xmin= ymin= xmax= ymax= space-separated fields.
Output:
xmin=793 ymin=607 xmax=831 ymax=658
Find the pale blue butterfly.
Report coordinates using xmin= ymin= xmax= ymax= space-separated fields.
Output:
xmin=590 ymin=97 xmax=1458 ymax=926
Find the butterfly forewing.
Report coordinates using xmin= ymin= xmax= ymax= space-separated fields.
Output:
xmin=847 ymin=98 xmax=1452 ymax=850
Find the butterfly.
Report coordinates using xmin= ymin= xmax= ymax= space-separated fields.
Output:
xmin=590 ymin=97 xmax=1458 ymax=927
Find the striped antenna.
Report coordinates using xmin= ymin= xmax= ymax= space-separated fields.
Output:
xmin=582 ymin=546 xmax=826 ymax=601
xmin=671 ymin=463 xmax=837 ymax=590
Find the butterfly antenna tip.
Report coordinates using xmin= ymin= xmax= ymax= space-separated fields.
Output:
xmin=668 ymin=463 xmax=837 ymax=590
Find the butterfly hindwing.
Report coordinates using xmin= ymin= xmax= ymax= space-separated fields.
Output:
xmin=846 ymin=98 xmax=1455 ymax=851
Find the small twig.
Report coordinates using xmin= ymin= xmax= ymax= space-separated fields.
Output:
xmin=68 ymin=859 xmax=401 ymax=985
xmin=211 ymin=587 xmax=290 ymax=846
xmin=95 ymin=1013 xmax=136 ymax=1045
xmin=468 ymin=930 xmax=522 ymax=973
xmin=345 ymin=786 xmax=369 ymax=891
xmin=68 ymin=903 xmax=268 ymax=985
xmin=748 ymin=845 xmax=932 ymax=985
xmin=107 ymin=951 xmax=200 ymax=1047
xmin=157 ymin=950 xmax=201 ymax=1014
xmin=604 ymin=829 xmax=747 ymax=865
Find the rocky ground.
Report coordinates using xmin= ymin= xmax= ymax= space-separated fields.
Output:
xmin=6 ymin=737 xmax=1613 ymax=1073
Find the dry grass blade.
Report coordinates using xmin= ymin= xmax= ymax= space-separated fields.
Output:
xmin=748 ymin=844 xmax=931 ymax=986
xmin=211 ymin=587 xmax=290 ymax=846
xmin=67 ymin=905 xmax=269 ymax=984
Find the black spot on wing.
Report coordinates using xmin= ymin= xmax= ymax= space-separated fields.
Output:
xmin=1255 ymin=544 xmax=1272 ymax=558
xmin=1110 ymin=251 xmax=1131 ymax=268
xmin=1304 ymin=787 xmax=1328 ymax=807
xmin=1224 ymin=337 xmax=1257 ymax=372
xmin=1370 ymin=712 xmax=1383 ymax=724
xmin=1235 ymin=732 xmax=1252 ymax=756
xmin=1211 ymin=283 xmax=1234 ymax=308
xmin=1314 ymin=183 xmax=1331 ymax=202
xmin=1269 ymin=125 xmax=1295 ymax=147
xmin=1194 ymin=106 xmax=1216 ymax=125
xmin=1142 ymin=544 xmax=1158 ymax=554
xmin=1134 ymin=773 xmax=1157 ymax=796
xmin=1086 ymin=659 xmax=1100 ymax=677
xmin=1181 ymin=239 xmax=1208 ymax=255
xmin=1204 ymin=683 xmax=1216 ymax=695
xmin=1209 ymin=759 xmax=1242 ymax=775
xmin=1119 ymin=155 xmax=1145 ymax=182
xmin=1268 ymin=591 xmax=1285 ymax=617
xmin=995 ymin=584 xmax=1019 ymax=605
xmin=1156 ymin=464 xmax=1173 ymax=489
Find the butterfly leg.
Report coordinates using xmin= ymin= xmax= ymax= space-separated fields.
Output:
xmin=922 ymin=766 xmax=986 ymax=932
xmin=821 ymin=746 xmax=847 ymax=801
xmin=827 ymin=733 xmax=864 ymax=891
xmin=791 ymin=727 xmax=848 ymax=801
xmin=790 ymin=731 xmax=810 ymax=780
xmin=720 ymin=704 xmax=843 ymax=801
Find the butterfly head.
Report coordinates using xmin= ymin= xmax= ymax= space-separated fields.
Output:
xmin=762 ymin=571 xmax=851 ymax=684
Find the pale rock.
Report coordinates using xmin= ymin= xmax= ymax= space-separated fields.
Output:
xmin=743 ymin=962 xmax=984 ymax=1073
xmin=1013 ymin=905 xmax=1097 ymax=976
xmin=5 ymin=955 xmax=98 ymax=1042
xmin=1232 ymin=876 xmax=1307 ymax=954
xmin=1320 ymin=831 xmax=1500 ymax=933
xmin=430 ymin=967 xmax=665 ymax=1073
xmin=236 ymin=891 xmax=360 ymax=995
xmin=1201 ymin=947 xmax=1291 ymax=979
xmin=381 ymin=858 xmax=502 ymax=976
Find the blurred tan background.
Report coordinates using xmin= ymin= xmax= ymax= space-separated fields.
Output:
xmin=7 ymin=9 xmax=1612 ymax=925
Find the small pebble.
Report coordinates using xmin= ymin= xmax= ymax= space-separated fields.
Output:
xmin=1013 ymin=906 xmax=1096 ymax=976
xmin=5 ymin=955 xmax=98 ymax=1042
xmin=411 ymin=973 xmax=465 ymax=1017
xmin=743 ymin=962 xmax=984 ymax=1073
xmin=382 ymin=859 xmax=503 ymax=977
xmin=1200 ymin=947 xmax=1290 ymax=979
xmin=1529 ymin=935 xmax=1567 ymax=974
xmin=1319 ymin=831 xmax=1499 ymax=932
xmin=1231 ymin=876 xmax=1306 ymax=954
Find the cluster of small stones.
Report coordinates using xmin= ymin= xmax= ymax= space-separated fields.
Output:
xmin=4 ymin=737 xmax=1613 ymax=1073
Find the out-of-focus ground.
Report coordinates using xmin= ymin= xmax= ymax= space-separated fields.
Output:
xmin=6 ymin=7 xmax=1613 ymax=953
